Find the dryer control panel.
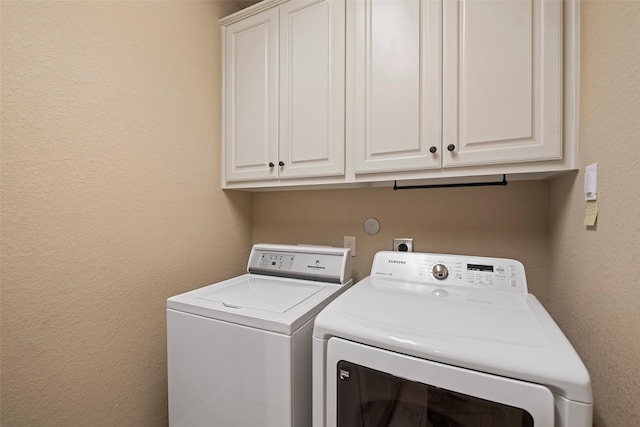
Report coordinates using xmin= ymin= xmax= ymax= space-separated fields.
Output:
xmin=371 ymin=251 xmax=527 ymax=293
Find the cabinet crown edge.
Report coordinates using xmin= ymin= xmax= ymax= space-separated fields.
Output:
xmin=220 ymin=0 xmax=290 ymax=26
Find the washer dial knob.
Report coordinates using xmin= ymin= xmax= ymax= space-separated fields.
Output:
xmin=432 ymin=263 xmax=449 ymax=280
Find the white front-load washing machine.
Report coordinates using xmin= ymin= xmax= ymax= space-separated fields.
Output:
xmin=313 ymin=251 xmax=592 ymax=427
xmin=167 ymin=244 xmax=352 ymax=427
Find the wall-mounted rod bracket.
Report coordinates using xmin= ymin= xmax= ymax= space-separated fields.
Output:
xmin=393 ymin=174 xmax=508 ymax=191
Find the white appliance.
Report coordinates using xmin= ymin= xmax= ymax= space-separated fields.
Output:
xmin=168 ymin=244 xmax=352 ymax=427
xmin=313 ymin=251 xmax=592 ymax=426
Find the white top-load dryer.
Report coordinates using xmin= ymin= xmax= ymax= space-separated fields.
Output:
xmin=313 ymin=251 xmax=592 ymax=427
xmin=167 ymin=244 xmax=352 ymax=427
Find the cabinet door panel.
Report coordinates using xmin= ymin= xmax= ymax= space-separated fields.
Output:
xmin=279 ymin=0 xmax=345 ymax=179
xmin=443 ymin=0 xmax=562 ymax=167
xmin=351 ymin=0 xmax=442 ymax=174
xmin=370 ymin=0 xmax=420 ymax=154
xmin=224 ymin=9 xmax=279 ymax=182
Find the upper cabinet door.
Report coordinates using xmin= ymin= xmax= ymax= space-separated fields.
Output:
xmin=442 ymin=0 xmax=563 ymax=167
xmin=350 ymin=0 xmax=442 ymax=174
xmin=278 ymin=0 xmax=346 ymax=179
xmin=224 ymin=8 xmax=279 ymax=183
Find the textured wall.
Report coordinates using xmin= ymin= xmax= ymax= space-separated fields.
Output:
xmin=0 ymin=1 xmax=249 ymax=425
xmin=548 ymin=1 xmax=640 ymax=426
xmin=2 ymin=0 xmax=638 ymax=426
xmin=253 ymin=181 xmax=551 ymax=300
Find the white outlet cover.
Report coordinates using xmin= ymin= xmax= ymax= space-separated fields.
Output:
xmin=343 ymin=236 xmax=356 ymax=257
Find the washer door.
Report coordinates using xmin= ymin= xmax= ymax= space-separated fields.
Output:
xmin=326 ymin=338 xmax=554 ymax=426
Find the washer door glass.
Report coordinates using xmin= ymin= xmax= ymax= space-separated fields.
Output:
xmin=337 ymin=360 xmax=533 ymax=427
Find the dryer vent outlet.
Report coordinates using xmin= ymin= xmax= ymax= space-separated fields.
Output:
xmin=393 ymin=238 xmax=413 ymax=252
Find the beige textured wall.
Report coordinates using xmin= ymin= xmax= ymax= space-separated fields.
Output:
xmin=548 ymin=1 xmax=640 ymax=426
xmin=0 ymin=1 xmax=249 ymax=426
xmin=2 ymin=1 xmax=638 ymax=426
xmin=253 ymin=182 xmax=552 ymax=299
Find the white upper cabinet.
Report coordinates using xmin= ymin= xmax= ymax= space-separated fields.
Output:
xmin=351 ymin=0 xmax=565 ymax=175
xmin=223 ymin=9 xmax=279 ymax=183
xmin=349 ymin=0 xmax=442 ymax=174
xmin=221 ymin=0 xmax=578 ymax=189
xmin=442 ymin=0 xmax=563 ymax=168
xmin=278 ymin=0 xmax=346 ymax=179
xmin=222 ymin=0 xmax=345 ymax=186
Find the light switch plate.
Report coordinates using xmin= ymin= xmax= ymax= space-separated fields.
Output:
xmin=585 ymin=163 xmax=598 ymax=200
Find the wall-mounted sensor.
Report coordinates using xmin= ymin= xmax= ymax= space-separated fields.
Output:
xmin=364 ymin=218 xmax=380 ymax=235
xmin=393 ymin=238 xmax=413 ymax=252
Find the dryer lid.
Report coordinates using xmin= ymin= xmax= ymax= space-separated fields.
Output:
xmin=313 ymin=251 xmax=593 ymax=404
xmin=314 ymin=277 xmax=592 ymax=404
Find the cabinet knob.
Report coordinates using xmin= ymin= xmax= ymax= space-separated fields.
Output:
xmin=268 ymin=162 xmax=275 ymax=168
xmin=447 ymin=144 xmax=456 ymax=152
xmin=429 ymin=146 xmax=437 ymax=153
xmin=278 ymin=161 xmax=285 ymax=167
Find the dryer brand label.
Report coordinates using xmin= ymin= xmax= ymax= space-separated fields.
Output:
xmin=340 ymin=369 xmax=350 ymax=380
xmin=388 ymin=260 xmax=406 ymax=264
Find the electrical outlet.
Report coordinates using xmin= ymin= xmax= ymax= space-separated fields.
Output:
xmin=393 ymin=238 xmax=413 ymax=252
xmin=344 ymin=236 xmax=356 ymax=257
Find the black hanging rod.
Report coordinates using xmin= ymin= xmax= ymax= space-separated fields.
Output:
xmin=393 ymin=174 xmax=508 ymax=191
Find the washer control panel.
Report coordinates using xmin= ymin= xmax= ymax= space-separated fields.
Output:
xmin=372 ymin=251 xmax=527 ymax=293
xmin=246 ymin=244 xmax=352 ymax=285
xmin=257 ymin=253 xmax=295 ymax=271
